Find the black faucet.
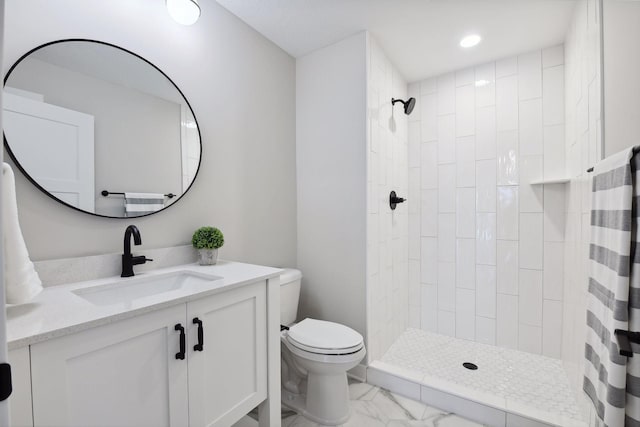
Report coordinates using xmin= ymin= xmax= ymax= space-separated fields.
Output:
xmin=121 ymin=225 xmax=152 ymax=277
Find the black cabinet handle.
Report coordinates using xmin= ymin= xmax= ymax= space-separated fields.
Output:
xmin=175 ymin=324 xmax=186 ymax=360
xmin=193 ymin=317 xmax=204 ymax=351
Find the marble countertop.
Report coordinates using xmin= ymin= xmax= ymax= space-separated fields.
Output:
xmin=6 ymin=260 xmax=282 ymax=350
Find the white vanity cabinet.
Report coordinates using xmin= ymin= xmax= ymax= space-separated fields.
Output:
xmin=30 ymin=304 xmax=189 ymax=427
xmin=27 ymin=280 xmax=270 ymax=427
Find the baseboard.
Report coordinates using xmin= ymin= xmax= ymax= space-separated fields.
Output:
xmin=347 ymin=363 xmax=367 ymax=382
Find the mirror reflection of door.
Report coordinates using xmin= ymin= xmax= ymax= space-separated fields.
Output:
xmin=3 ymin=90 xmax=95 ymax=211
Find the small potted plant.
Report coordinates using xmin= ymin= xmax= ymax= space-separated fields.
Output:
xmin=192 ymin=226 xmax=224 ymax=265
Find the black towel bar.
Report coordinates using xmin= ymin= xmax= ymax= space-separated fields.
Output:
xmin=101 ymin=191 xmax=176 ymax=199
xmin=615 ymin=329 xmax=640 ymax=357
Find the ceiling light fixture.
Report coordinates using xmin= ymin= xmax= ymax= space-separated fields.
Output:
xmin=166 ymin=0 xmax=201 ymax=25
xmin=460 ymin=34 xmax=482 ymax=48
xmin=475 ymin=79 xmax=491 ymax=87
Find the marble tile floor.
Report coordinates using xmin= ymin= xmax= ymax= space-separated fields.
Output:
xmin=281 ymin=380 xmax=484 ymax=427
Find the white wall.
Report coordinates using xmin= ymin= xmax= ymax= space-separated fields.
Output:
xmin=366 ymin=36 xmax=409 ymax=361
xmin=408 ymin=46 xmax=567 ymax=358
xmin=562 ymin=0 xmax=602 ymax=422
xmin=296 ymin=32 xmax=368 ymax=339
xmin=3 ymin=0 xmax=297 ymax=267
xmin=602 ymin=0 xmax=640 ymax=157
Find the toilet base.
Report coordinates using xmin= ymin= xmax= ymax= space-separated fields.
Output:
xmin=281 ymin=386 xmax=352 ymax=426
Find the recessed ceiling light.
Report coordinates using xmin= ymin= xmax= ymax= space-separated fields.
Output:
xmin=460 ymin=34 xmax=482 ymax=48
xmin=166 ymin=0 xmax=201 ymax=25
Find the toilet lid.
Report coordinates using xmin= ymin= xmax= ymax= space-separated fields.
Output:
xmin=287 ymin=318 xmax=363 ymax=353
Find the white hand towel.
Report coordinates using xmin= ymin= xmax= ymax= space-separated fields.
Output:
xmin=124 ymin=192 xmax=165 ymax=217
xmin=2 ymin=162 xmax=43 ymax=304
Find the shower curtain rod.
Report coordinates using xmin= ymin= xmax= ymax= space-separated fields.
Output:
xmin=586 ymin=146 xmax=640 ymax=173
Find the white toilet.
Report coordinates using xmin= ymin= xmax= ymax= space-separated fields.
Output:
xmin=279 ymin=269 xmax=366 ymax=425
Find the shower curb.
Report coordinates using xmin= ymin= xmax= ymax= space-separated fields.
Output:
xmin=366 ymin=360 xmax=587 ymax=427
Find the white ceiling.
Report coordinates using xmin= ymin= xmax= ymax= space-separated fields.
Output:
xmin=214 ymin=0 xmax=578 ymax=82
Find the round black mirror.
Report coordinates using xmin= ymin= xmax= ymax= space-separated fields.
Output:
xmin=3 ymin=39 xmax=202 ymax=218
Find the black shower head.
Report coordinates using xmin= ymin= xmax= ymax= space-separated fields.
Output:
xmin=392 ymin=97 xmax=416 ymax=115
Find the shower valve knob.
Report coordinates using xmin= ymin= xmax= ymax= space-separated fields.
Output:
xmin=389 ymin=191 xmax=406 ymax=210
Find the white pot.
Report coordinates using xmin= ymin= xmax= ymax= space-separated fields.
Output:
xmin=197 ymin=248 xmax=218 ymax=265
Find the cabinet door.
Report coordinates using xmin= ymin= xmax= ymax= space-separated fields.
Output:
xmin=9 ymin=347 xmax=32 ymax=427
xmin=187 ymin=282 xmax=267 ymax=427
xmin=30 ymin=305 xmax=188 ymax=427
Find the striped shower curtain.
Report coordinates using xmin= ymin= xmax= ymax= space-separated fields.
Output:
xmin=584 ymin=147 xmax=640 ymax=426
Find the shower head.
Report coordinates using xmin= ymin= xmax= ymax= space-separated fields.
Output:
xmin=392 ymin=97 xmax=416 ymax=115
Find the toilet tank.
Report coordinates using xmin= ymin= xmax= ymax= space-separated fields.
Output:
xmin=280 ymin=268 xmax=302 ymax=326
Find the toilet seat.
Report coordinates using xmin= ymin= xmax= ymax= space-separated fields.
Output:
xmin=286 ymin=318 xmax=364 ymax=355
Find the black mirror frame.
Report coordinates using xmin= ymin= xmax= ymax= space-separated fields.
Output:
xmin=2 ymin=38 xmax=203 ymax=219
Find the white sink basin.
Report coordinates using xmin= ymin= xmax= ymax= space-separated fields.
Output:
xmin=72 ymin=270 xmax=223 ymax=306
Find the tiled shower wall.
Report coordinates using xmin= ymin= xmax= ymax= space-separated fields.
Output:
xmin=366 ymin=35 xmax=409 ymax=362
xmin=562 ymin=0 xmax=602 ymax=420
xmin=407 ymin=46 xmax=567 ymax=357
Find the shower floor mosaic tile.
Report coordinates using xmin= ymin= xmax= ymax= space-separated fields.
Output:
xmin=379 ymin=329 xmax=584 ymax=424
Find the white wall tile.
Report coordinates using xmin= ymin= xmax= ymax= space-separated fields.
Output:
xmin=519 ymin=156 xmax=544 ymax=212
xmin=542 ymin=45 xmax=564 ymax=68
xmin=477 ymin=265 xmax=497 ymax=318
xmin=496 ymin=76 xmax=518 ymax=131
xmin=438 ymin=164 xmax=456 ymax=212
xmin=409 ymin=168 xmax=420 ymax=214
xmin=438 ymin=310 xmax=456 ymax=337
xmin=437 ymin=73 xmax=455 ymax=115
xmin=542 ymin=299 xmax=562 ymax=358
xmin=456 ymin=188 xmax=476 ymax=238
xmin=476 ymin=317 xmax=496 ymax=345
xmin=421 ymin=284 xmax=438 ymax=332
xmin=476 ymin=213 xmax=497 ymax=265
xmin=420 ymin=77 xmax=436 ymax=95
xmin=497 ymin=186 xmax=519 ymax=240
xmin=456 ymin=238 xmax=476 ymax=289
xmin=408 ymin=121 xmax=421 ymax=168
xmin=456 ymin=85 xmax=475 ymax=136
xmin=421 ymin=189 xmax=438 ymax=236
xmin=421 ymin=142 xmax=438 ymax=189
xmin=518 ymin=50 xmax=542 ymax=100
xmin=543 ymin=66 xmax=565 ymax=126
xmin=437 ymin=114 xmax=455 ymax=164
xmin=411 ymin=47 xmax=567 ymax=357
xmin=475 ymin=62 xmax=496 ymax=107
xmin=496 ymin=57 xmax=517 ymax=78
xmin=518 ymin=324 xmax=542 ymax=354
xmin=543 ymin=125 xmax=565 ymax=178
xmin=409 ymin=214 xmax=420 ymax=259
xmin=497 ymin=294 xmax=519 ymax=349
xmin=476 ymin=159 xmax=497 ymax=212
xmin=543 ymin=185 xmax=566 ymax=242
xmin=456 ymin=289 xmax=476 ymax=340
xmin=438 ymin=213 xmax=456 ymax=261
xmin=519 ymin=98 xmax=543 ymax=156
xmin=520 ymin=213 xmax=543 ymax=269
xmin=476 ymin=106 xmax=497 ymax=160
xmin=456 ymin=68 xmax=475 ymax=87
xmin=456 ymin=136 xmax=475 ymax=187
xmin=420 ymin=93 xmax=437 ymax=142
xmin=519 ymin=269 xmax=543 ymax=326
xmin=497 ymin=130 xmax=519 ymax=185
xmin=497 ymin=240 xmax=519 ymax=295
xmin=543 ymin=242 xmax=564 ymax=301
xmin=421 ymin=237 xmax=437 ymax=284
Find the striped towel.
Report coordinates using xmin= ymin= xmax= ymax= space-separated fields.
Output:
xmin=124 ymin=192 xmax=165 ymax=217
xmin=584 ymin=146 xmax=640 ymax=426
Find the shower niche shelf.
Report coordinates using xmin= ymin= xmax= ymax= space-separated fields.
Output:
xmin=530 ymin=177 xmax=570 ymax=185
